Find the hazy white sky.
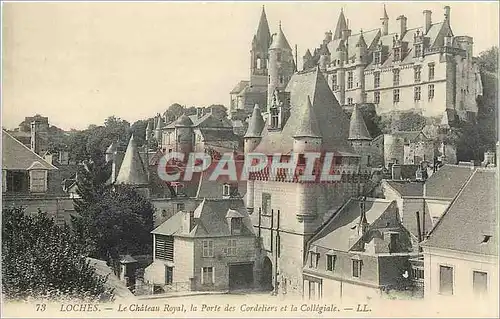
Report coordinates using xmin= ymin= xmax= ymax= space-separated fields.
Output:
xmin=2 ymin=1 xmax=499 ymax=130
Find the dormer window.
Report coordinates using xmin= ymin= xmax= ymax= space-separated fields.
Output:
xmin=231 ymin=218 xmax=242 ymax=235
xmin=222 ymin=183 xmax=231 ymax=198
xmin=394 ymin=48 xmax=401 ymax=62
xmin=373 ymin=51 xmax=381 ymax=65
xmin=414 ymin=44 xmax=422 ymax=58
xmin=270 ymin=108 xmax=279 ymax=128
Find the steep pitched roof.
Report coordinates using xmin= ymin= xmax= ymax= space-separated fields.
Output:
xmin=2 ymin=130 xmax=57 ymax=170
xmin=244 ymin=104 xmax=265 ymax=138
xmin=424 ymin=165 xmax=475 ymax=199
xmin=293 ymin=96 xmax=321 ymax=138
xmin=310 ymin=198 xmax=396 ymax=252
xmin=175 ymin=114 xmax=194 ymax=127
xmin=254 ymin=68 xmax=354 ymax=154
xmin=115 ymin=135 xmax=148 ymax=185
xmin=422 ymin=169 xmax=497 ymax=256
xmin=155 ymin=116 xmax=165 ymax=130
xmin=304 ymin=49 xmax=313 ymax=59
xmin=356 ymin=30 xmax=367 ymax=48
xmin=348 ymin=105 xmax=371 ymax=140
xmin=230 ymin=80 xmax=250 ymax=94
xmin=269 ymin=23 xmax=292 ymax=51
xmin=333 ymin=9 xmax=348 ymax=40
xmin=254 ymin=6 xmax=271 ymax=51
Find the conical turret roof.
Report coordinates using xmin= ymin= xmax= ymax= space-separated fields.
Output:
xmin=293 ymin=96 xmax=322 ymax=138
xmin=356 ymin=30 xmax=367 ymax=48
xmin=304 ymin=49 xmax=313 ymax=59
xmin=175 ymin=114 xmax=193 ymax=127
xmin=146 ymin=120 xmax=152 ymax=132
xmin=333 ymin=8 xmax=348 ymax=40
xmin=382 ymin=4 xmax=389 ymax=20
xmin=115 ymin=135 xmax=149 ymax=185
xmin=348 ymin=105 xmax=371 ymax=140
xmin=244 ymin=104 xmax=265 ymax=138
xmin=270 ymin=22 xmax=292 ymax=51
xmin=155 ymin=116 xmax=164 ymax=130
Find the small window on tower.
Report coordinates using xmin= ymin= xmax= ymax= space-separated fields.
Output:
xmin=277 ymin=52 xmax=282 ymax=62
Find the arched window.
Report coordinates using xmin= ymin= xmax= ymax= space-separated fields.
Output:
xmin=256 ymin=58 xmax=262 ymax=69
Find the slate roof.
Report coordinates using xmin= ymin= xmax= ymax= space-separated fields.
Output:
xmin=293 ymin=96 xmax=322 ymax=138
xmin=348 ymin=105 xmax=371 ymax=140
xmin=332 ymin=9 xmax=347 ymax=40
xmin=175 ymin=114 xmax=194 ymax=127
xmin=198 ymin=128 xmax=240 ymax=143
xmin=195 ymin=160 xmax=247 ymax=199
xmin=269 ymin=23 xmax=292 ymax=51
xmin=424 ymin=164 xmax=474 ymax=199
xmin=244 ymin=105 xmax=265 ymax=138
xmin=254 ymin=67 xmax=354 ymax=155
xmin=2 ymin=130 xmax=57 ymax=170
xmin=152 ymin=198 xmax=254 ymax=237
xmin=422 ymin=169 xmax=497 ymax=256
xmin=115 ymin=135 xmax=148 ymax=185
xmin=310 ymin=198 xmax=396 ymax=252
xmin=254 ymin=6 xmax=271 ymax=52
xmin=230 ymin=80 xmax=250 ymax=94
xmin=386 ymin=180 xmax=424 ymax=197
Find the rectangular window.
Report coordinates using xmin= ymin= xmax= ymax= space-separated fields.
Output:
xmin=374 ymin=51 xmax=381 ymax=64
xmin=352 ymin=259 xmax=362 ymax=278
xmin=393 ymin=89 xmax=400 ymax=103
xmin=439 ymin=265 xmax=454 ymax=295
xmin=175 ymin=203 xmax=185 ymax=212
xmin=165 ymin=266 xmax=173 ymax=285
xmin=347 ymin=97 xmax=353 ymax=105
xmin=202 ymin=240 xmax=214 ymax=257
xmin=393 ymin=69 xmax=400 ymax=86
xmin=414 ymin=44 xmax=422 ymax=57
xmin=309 ymin=281 xmax=316 ymax=299
xmin=309 ymin=252 xmax=319 ymax=268
xmin=202 ymin=267 xmax=214 ymax=285
xmin=222 ymin=184 xmax=231 ymax=197
xmin=374 ymin=91 xmax=380 ymax=104
xmin=262 ymin=193 xmax=272 ymax=216
xmin=414 ymin=86 xmax=421 ymax=101
xmin=326 ymin=255 xmax=336 ymax=272
xmin=394 ymin=48 xmax=400 ymax=62
xmin=231 ymin=218 xmax=242 ymax=235
xmin=332 ymin=73 xmax=338 ymax=90
xmin=374 ymin=72 xmax=380 ymax=88
xmin=227 ymin=239 xmax=237 ymax=256
xmin=428 ymin=84 xmax=435 ymax=100
xmin=473 ymin=271 xmax=488 ymax=295
xmin=347 ymin=72 xmax=353 ymax=89
xmin=155 ymin=235 xmax=174 ymax=261
xmin=279 ymin=75 xmax=284 ymax=84
xmin=414 ymin=66 xmax=422 ymax=82
xmin=428 ymin=63 xmax=435 ymax=80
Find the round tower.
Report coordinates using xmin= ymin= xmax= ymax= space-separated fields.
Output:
xmin=174 ymin=114 xmax=194 ymax=154
xmin=267 ymin=22 xmax=295 ymax=113
xmin=348 ymin=105 xmax=372 ymax=168
xmin=355 ymin=30 xmax=367 ymax=104
xmin=244 ymin=104 xmax=265 ymax=153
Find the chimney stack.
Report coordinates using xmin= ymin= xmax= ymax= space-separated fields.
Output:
xmin=359 ymin=196 xmax=369 ymax=236
xmin=396 ymin=15 xmax=407 ymax=38
xmin=423 ymin=10 xmax=432 ymax=34
xmin=416 ymin=211 xmax=423 ymax=244
xmin=444 ymin=6 xmax=450 ymax=24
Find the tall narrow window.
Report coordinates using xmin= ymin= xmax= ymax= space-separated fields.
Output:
xmin=414 ymin=66 xmax=422 ymax=82
xmin=374 ymin=72 xmax=381 ymax=88
xmin=256 ymin=58 xmax=262 ymax=69
xmin=414 ymin=86 xmax=421 ymax=101
xmin=332 ymin=73 xmax=338 ymax=90
xmin=428 ymin=84 xmax=435 ymax=100
xmin=202 ymin=240 xmax=214 ymax=257
xmin=326 ymin=254 xmax=336 ymax=271
xmin=394 ymin=48 xmax=401 ymax=62
xmin=374 ymin=51 xmax=381 ymax=65
xmin=393 ymin=89 xmax=400 ymax=103
xmin=374 ymin=91 xmax=380 ymax=104
xmin=439 ymin=265 xmax=454 ymax=295
xmin=277 ymin=52 xmax=282 ymax=62
xmin=227 ymin=239 xmax=237 ymax=256
xmin=347 ymin=72 xmax=353 ymax=89
xmin=414 ymin=44 xmax=422 ymax=58
xmin=347 ymin=97 xmax=353 ymax=105
xmin=393 ymin=69 xmax=400 ymax=86
xmin=279 ymin=75 xmax=284 ymax=84
xmin=309 ymin=252 xmax=319 ymax=268
xmin=428 ymin=63 xmax=435 ymax=80
xmin=352 ymin=259 xmax=362 ymax=277
xmin=202 ymin=267 xmax=214 ymax=285
xmin=473 ymin=271 xmax=488 ymax=296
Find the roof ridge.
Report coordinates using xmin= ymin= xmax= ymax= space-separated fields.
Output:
xmin=2 ymin=130 xmax=58 ymax=170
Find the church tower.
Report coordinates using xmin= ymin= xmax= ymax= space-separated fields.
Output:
xmin=250 ymin=6 xmax=272 ymax=88
xmin=355 ymin=30 xmax=368 ymax=104
xmin=267 ymin=22 xmax=295 ymax=114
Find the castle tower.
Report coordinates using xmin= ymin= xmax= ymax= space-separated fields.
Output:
xmin=292 ymin=96 xmax=322 ymax=153
xmin=244 ymin=104 xmax=265 ymax=213
xmin=267 ymin=22 xmax=295 ymax=113
xmin=174 ymin=114 xmax=194 ymax=154
xmin=348 ymin=105 xmax=372 ymax=168
xmin=250 ymin=6 xmax=272 ymax=88
xmin=381 ymin=4 xmax=389 ymax=36
xmin=244 ymin=104 xmax=265 ymax=153
xmin=154 ymin=116 xmax=164 ymax=144
xmin=115 ymin=134 xmax=150 ymax=198
xmin=355 ymin=30 xmax=367 ymax=104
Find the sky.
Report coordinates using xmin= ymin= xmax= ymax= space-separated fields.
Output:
xmin=2 ymin=1 xmax=499 ymax=130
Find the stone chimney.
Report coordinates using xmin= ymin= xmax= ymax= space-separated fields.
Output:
xmin=444 ymin=6 xmax=450 ymax=24
xmin=324 ymin=30 xmax=333 ymax=44
xmin=396 ymin=15 xmax=407 ymax=38
xmin=183 ymin=211 xmax=195 ymax=234
xmin=423 ymin=10 xmax=432 ymax=34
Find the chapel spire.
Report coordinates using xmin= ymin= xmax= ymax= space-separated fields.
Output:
xmin=333 ymin=8 xmax=348 ymax=40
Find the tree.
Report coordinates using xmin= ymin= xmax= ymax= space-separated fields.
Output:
xmin=358 ymin=103 xmax=384 ymax=138
xmin=164 ymin=103 xmax=185 ymax=122
xmin=208 ymin=104 xmax=228 ymax=120
xmin=2 ymin=207 xmax=114 ymax=302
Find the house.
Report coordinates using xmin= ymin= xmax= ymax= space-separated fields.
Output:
xmin=303 ymin=198 xmax=416 ymax=301
xmin=144 ymin=198 xmax=257 ymax=293
xmin=421 ymin=168 xmax=498 ymax=310
xmin=2 ymin=130 xmax=75 ymax=225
